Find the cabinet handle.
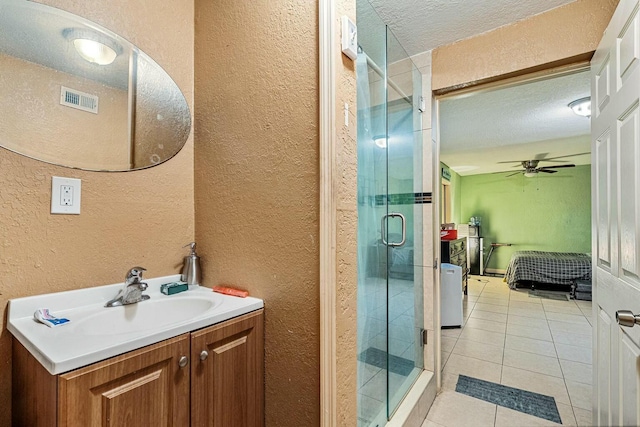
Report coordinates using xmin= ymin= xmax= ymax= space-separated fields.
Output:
xmin=178 ymin=356 xmax=189 ymax=368
xmin=200 ymin=350 xmax=209 ymax=361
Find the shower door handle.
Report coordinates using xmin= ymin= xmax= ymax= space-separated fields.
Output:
xmin=381 ymin=213 xmax=406 ymax=247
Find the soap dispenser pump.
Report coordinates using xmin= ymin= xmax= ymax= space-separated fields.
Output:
xmin=181 ymin=242 xmax=202 ymax=286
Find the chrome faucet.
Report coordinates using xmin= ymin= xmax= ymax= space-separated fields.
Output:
xmin=105 ymin=267 xmax=150 ymax=307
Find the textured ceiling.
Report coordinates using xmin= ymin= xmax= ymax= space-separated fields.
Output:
xmin=439 ymin=70 xmax=591 ymax=176
xmin=363 ymin=0 xmax=591 ymax=178
xmin=368 ymin=0 xmax=578 ymax=56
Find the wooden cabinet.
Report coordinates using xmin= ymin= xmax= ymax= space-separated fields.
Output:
xmin=58 ymin=334 xmax=191 ymax=427
xmin=12 ymin=310 xmax=264 ymax=427
xmin=191 ymin=311 xmax=264 ymax=427
xmin=441 ymin=238 xmax=468 ymax=294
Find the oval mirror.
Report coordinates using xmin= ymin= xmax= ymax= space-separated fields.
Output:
xmin=0 ymin=0 xmax=191 ymax=171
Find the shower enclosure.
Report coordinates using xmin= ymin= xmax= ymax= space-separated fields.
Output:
xmin=356 ymin=1 xmax=426 ymax=424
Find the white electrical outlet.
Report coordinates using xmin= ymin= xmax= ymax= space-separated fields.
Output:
xmin=60 ymin=185 xmax=73 ymax=206
xmin=51 ymin=177 xmax=81 ymax=214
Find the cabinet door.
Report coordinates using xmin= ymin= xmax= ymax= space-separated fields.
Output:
xmin=58 ymin=334 xmax=190 ymax=427
xmin=190 ymin=310 xmax=264 ymax=427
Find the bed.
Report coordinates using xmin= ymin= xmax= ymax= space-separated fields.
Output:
xmin=504 ymin=251 xmax=592 ymax=290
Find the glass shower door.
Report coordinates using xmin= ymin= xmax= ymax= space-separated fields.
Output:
xmin=356 ymin=6 xmax=389 ymax=422
xmin=356 ymin=1 xmax=424 ymax=423
xmin=385 ymin=27 xmax=424 ymax=414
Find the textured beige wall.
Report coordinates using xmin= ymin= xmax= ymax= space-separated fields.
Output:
xmin=0 ymin=0 xmax=194 ymax=424
xmin=194 ymin=0 xmax=322 ymax=424
xmin=336 ymin=0 xmax=358 ymax=423
xmin=432 ymin=0 xmax=619 ymax=91
xmin=0 ymin=53 xmax=130 ymax=170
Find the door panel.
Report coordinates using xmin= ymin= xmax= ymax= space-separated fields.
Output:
xmin=619 ymin=333 xmax=640 ymax=426
xmin=385 ymin=25 xmax=424 ymax=417
xmin=596 ymin=308 xmax=612 ymax=426
xmin=596 ymin=58 xmax=611 ymax=115
xmin=618 ymin=8 xmax=639 ymax=84
xmin=618 ymin=104 xmax=640 ymax=281
xmin=58 ymin=334 xmax=190 ymax=427
xmin=596 ymin=131 xmax=612 ymax=268
xmin=592 ymin=1 xmax=640 ymax=425
xmin=190 ymin=310 xmax=264 ymax=427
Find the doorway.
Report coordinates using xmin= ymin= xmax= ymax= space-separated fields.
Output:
xmin=438 ymin=67 xmax=591 ymax=276
xmin=429 ymin=67 xmax=594 ymax=425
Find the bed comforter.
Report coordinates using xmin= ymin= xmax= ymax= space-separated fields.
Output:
xmin=504 ymin=251 xmax=592 ymax=289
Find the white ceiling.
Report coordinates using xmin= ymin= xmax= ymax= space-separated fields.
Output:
xmin=369 ymin=0 xmax=578 ymax=56
xmin=439 ymin=70 xmax=591 ymax=175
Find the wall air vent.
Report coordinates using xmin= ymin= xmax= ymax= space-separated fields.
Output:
xmin=59 ymin=86 xmax=99 ymax=114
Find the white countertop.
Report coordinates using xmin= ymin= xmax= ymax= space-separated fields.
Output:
xmin=8 ymin=275 xmax=263 ymax=375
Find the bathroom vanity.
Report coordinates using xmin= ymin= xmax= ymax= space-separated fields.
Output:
xmin=9 ymin=276 xmax=264 ymax=426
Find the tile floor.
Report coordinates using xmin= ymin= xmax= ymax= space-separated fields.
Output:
xmin=423 ymin=275 xmax=593 ymax=427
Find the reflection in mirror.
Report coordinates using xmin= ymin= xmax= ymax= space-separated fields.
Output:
xmin=0 ymin=0 xmax=191 ymax=171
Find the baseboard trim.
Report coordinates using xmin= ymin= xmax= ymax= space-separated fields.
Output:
xmin=483 ymin=268 xmax=506 ymax=275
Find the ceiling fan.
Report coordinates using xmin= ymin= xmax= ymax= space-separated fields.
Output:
xmin=496 ymin=152 xmax=589 ymax=178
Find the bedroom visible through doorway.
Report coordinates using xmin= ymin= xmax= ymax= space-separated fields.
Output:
xmin=431 ymin=66 xmax=593 ymax=425
xmin=438 ymin=67 xmax=591 ymax=277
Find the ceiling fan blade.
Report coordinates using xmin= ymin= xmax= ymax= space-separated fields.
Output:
xmin=537 ymin=158 xmax=575 ymax=163
xmin=538 ymin=169 xmax=557 ymax=173
xmin=533 ymin=153 xmax=550 ymax=161
xmin=505 ymin=171 xmax=523 ymax=177
xmin=539 ymin=164 xmax=575 ymax=170
xmin=498 ymin=152 xmax=589 ymax=165
xmin=497 ymin=159 xmax=526 ymax=164
xmin=539 ymin=152 xmax=590 ymax=162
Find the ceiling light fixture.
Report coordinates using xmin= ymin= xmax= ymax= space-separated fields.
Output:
xmin=568 ymin=97 xmax=591 ymax=118
xmin=373 ymin=135 xmax=387 ymax=148
xmin=73 ymin=39 xmax=117 ymax=65
xmin=524 ymin=171 xmax=537 ymax=178
xmin=63 ymin=28 xmax=122 ymax=65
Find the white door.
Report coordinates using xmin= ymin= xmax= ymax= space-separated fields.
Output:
xmin=592 ymin=1 xmax=640 ymax=425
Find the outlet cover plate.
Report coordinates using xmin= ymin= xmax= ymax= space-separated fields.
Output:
xmin=51 ymin=176 xmax=81 ymax=214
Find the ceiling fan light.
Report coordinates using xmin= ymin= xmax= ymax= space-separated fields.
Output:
xmin=524 ymin=171 xmax=537 ymax=178
xmin=568 ymin=97 xmax=591 ymax=118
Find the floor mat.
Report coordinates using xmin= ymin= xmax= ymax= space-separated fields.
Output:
xmin=358 ymin=347 xmax=414 ymax=376
xmin=455 ymin=375 xmax=562 ymax=424
xmin=529 ymin=290 xmax=570 ymax=301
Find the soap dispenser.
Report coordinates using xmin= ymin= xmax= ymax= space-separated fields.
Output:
xmin=181 ymin=242 xmax=202 ymax=286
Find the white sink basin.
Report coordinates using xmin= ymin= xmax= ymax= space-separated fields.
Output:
xmin=75 ymin=297 xmax=217 ymax=336
xmin=8 ymin=274 xmax=263 ymax=375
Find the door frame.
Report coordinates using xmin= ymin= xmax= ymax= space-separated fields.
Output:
xmin=319 ymin=0 xmax=337 ymax=425
xmin=432 ymin=60 xmax=592 ymax=381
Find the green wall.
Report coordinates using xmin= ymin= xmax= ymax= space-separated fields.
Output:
xmin=459 ymin=165 xmax=591 ymax=271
